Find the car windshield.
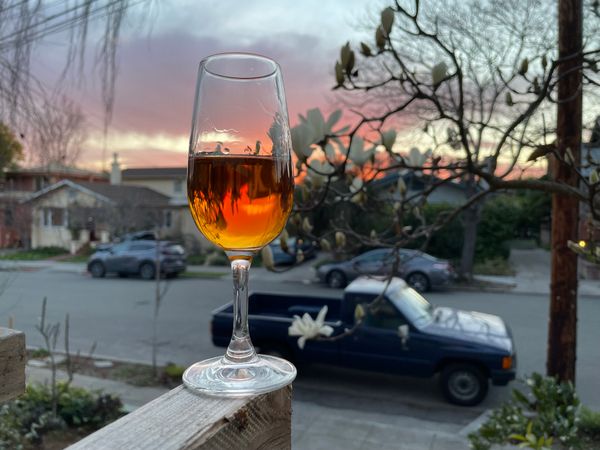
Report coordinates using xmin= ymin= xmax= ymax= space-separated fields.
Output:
xmin=388 ymin=285 xmax=434 ymax=329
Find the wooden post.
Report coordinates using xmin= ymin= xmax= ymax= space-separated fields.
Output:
xmin=0 ymin=327 xmax=26 ymax=403
xmin=67 ymin=385 xmax=292 ymax=450
xmin=548 ymin=0 xmax=583 ymax=382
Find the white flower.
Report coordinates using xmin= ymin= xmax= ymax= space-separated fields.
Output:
xmin=348 ymin=136 xmax=375 ymax=166
xmin=291 ymin=123 xmax=315 ymax=161
xmin=288 ymin=305 xmax=334 ymax=349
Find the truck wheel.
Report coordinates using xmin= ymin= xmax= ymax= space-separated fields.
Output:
xmin=326 ymin=270 xmax=347 ymax=289
xmin=139 ymin=262 xmax=156 ymax=280
xmin=89 ymin=261 xmax=106 ymax=278
xmin=406 ymin=272 xmax=430 ymax=292
xmin=440 ymin=363 xmax=488 ymax=406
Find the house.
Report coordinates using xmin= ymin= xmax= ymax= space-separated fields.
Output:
xmin=111 ymin=156 xmax=206 ymax=251
xmin=26 ymin=180 xmax=174 ymax=251
xmin=0 ymin=164 xmax=107 ymax=248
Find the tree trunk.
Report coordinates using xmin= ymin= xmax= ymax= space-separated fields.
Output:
xmin=459 ymin=178 xmax=480 ymax=281
xmin=547 ymin=0 xmax=582 ymax=383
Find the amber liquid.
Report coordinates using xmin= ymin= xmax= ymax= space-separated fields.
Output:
xmin=188 ymin=155 xmax=293 ymax=251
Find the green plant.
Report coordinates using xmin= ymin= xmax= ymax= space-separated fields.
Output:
xmin=0 ymin=382 xmax=123 ymax=449
xmin=579 ymin=407 xmax=600 ymax=441
xmin=468 ymin=373 xmax=580 ymax=450
xmin=30 ymin=348 xmax=51 ymax=359
xmin=163 ymin=363 xmax=185 ymax=379
xmin=509 ymin=421 xmax=553 ymax=449
xmin=186 ymin=253 xmax=206 ymax=265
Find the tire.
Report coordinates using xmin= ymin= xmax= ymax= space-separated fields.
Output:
xmin=139 ymin=262 xmax=156 ymax=280
xmin=89 ymin=261 xmax=106 ymax=278
xmin=406 ymin=271 xmax=430 ymax=292
xmin=440 ymin=363 xmax=488 ymax=406
xmin=326 ymin=270 xmax=347 ymax=289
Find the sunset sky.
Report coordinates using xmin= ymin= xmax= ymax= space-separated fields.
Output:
xmin=32 ymin=0 xmax=386 ymax=170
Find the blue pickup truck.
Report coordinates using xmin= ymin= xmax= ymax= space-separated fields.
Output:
xmin=211 ymin=277 xmax=516 ymax=406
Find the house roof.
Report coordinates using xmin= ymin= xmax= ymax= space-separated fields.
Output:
xmin=122 ymin=167 xmax=186 ymax=179
xmin=77 ymin=182 xmax=171 ymax=206
xmin=26 ymin=180 xmax=171 ymax=207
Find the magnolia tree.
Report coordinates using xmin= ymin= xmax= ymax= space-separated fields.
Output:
xmin=272 ymin=0 xmax=600 ymax=384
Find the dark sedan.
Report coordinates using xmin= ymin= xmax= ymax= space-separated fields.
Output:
xmin=88 ymin=240 xmax=186 ymax=280
xmin=317 ymin=248 xmax=453 ymax=292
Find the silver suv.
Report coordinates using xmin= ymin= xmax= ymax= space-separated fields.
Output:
xmin=87 ymin=240 xmax=186 ymax=280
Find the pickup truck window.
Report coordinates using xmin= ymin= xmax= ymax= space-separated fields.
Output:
xmin=364 ymin=299 xmax=407 ymax=330
xmin=389 ymin=286 xmax=433 ymax=329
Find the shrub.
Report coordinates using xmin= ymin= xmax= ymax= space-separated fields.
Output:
xmin=468 ymin=373 xmax=580 ymax=450
xmin=0 ymin=382 xmax=123 ymax=449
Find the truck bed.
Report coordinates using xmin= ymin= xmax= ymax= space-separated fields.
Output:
xmin=214 ymin=292 xmax=342 ymax=321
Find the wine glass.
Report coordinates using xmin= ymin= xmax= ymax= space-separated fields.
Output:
xmin=183 ymin=53 xmax=296 ymax=396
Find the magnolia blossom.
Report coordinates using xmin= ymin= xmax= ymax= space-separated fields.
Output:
xmin=288 ymin=305 xmax=334 ymax=349
xmin=348 ymin=136 xmax=375 ymax=166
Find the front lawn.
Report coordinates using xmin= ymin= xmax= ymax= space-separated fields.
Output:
xmin=0 ymin=246 xmax=69 ymax=260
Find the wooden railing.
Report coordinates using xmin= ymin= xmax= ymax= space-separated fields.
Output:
xmin=1 ymin=327 xmax=291 ymax=448
xmin=0 ymin=327 xmax=26 ymax=403
xmin=67 ymin=385 xmax=292 ymax=450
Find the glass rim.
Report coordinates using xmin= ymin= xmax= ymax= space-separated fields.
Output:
xmin=200 ymin=52 xmax=279 ymax=80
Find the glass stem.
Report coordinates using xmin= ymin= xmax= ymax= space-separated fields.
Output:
xmin=224 ymin=258 xmax=258 ymax=364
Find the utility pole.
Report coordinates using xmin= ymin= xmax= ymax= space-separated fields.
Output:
xmin=547 ymin=0 xmax=583 ymax=382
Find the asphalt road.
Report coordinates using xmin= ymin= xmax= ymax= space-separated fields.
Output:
xmin=2 ymin=266 xmax=599 ymax=419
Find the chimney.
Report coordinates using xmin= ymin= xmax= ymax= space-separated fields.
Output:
xmin=110 ymin=153 xmax=121 ymax=185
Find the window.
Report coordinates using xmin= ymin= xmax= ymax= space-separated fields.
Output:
xmin=364 ymin=299 xmax=407 ymax=330
xmin=4 ymin=208 xmax=13 ymax=226
xmin=173 ymin=179 xmax=183 ymax=193
xmin=164 ymin=210 xmax=172 ymax=228
xmin=41 ymin=208 xmax=66 ymax=227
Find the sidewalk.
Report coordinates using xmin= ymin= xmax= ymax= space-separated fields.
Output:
xmin=475 ymin=248 xmax=600 ymax=297
xmin=25 ymin=365 xmax=513 ymax=449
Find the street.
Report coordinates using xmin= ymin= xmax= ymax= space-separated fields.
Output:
xmin=2 ymin=264 xmax=600 ymax=420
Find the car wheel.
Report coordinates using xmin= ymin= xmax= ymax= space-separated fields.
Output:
xmin=139 ymin=262 xmax=156 ymax=280
xmin=440 ymin=363 xmax=488 ymax=406
xmin=89 ymin=261 xmax=106 ymax=278
xmin=326 ymin=270 xmax=347 ymax=289
xmin=406 ymin=271 xmax=430 ymax=292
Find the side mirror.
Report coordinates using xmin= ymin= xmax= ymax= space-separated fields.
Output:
xmin=398 ymin=324 xmax=410 ymax=348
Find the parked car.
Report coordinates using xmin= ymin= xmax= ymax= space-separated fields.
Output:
xmin=269 ymin=238 xmax=317 ymax=266
xmin=88 ymin=240 xmax=186 ymax=280
xmin=94 ymin=230 xmax=157 ymax=251
xmin=316 ymin=248 xmax=453 ymax=292
xmin=211 ymin=277 xmax=516 ymax=406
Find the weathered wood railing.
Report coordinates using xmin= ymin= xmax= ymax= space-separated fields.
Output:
xmin=0 ymin=327 xmax=26 ymax=403
xmin=67 ymin=385 xmax=293 ymax=450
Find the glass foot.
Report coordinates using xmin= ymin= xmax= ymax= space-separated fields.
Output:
xmin=182 ymin=354 xmax=296 ymax=397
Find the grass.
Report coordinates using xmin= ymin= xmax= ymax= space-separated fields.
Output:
xmin=473 ymin=257 xmax=515 ymax=276
xmin=178 ymin=270 xmax=227 ymax=279
xmin=110 ymin=364 xmax=158 ymax=387
xmin=60 ymin=254 xmax=90 ymax=263
xmin=0 ymin=246 xmax=69 ymax=260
